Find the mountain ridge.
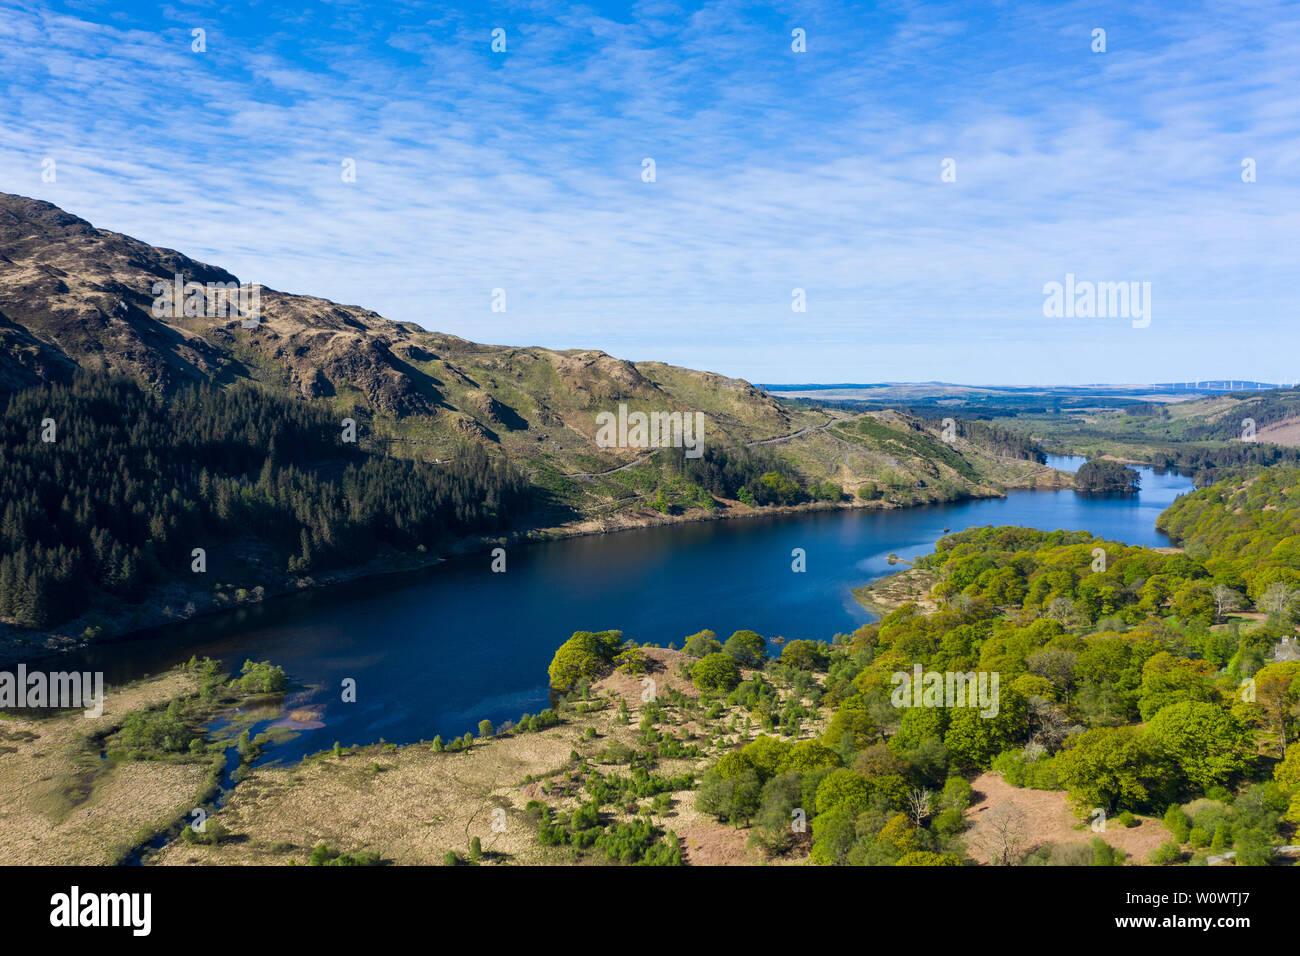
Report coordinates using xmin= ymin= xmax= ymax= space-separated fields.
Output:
xmin=0 ymin=191 xmax=797 ymax=450
xmin=0 ymin=192 xmax=1057 ymax=515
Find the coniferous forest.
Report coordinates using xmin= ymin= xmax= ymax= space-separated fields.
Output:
xmin=0 ymin=373 xmax=531 ymax=629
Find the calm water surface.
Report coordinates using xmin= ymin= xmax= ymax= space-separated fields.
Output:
xmin=33 ymin=455 xmax=1193 ymax=763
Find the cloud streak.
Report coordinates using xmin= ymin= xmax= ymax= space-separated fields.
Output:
xmin=1 ymin=0 xmax=1297 ymax=384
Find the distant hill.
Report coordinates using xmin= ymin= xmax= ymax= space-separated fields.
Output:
xmin=984 ymin=385 xmax=1300 ymax=488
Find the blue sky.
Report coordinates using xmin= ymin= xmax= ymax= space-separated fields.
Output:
xmin=2 ymin=0 xmax=1297 ymax=385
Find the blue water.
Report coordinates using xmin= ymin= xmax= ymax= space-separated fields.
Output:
xmin=31 ymin=455 xmax=1193 ymax=764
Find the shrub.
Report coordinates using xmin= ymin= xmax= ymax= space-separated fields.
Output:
xmin=932 ymin=807 xmax=965 ymax=840
xmin=595 ymin=819 xmax=682 ymax=865
xmin=1163 ymin=805 xmax=1191 ymax=843
xmin=615 ymin=646 xmax=651 ymax=676
xmin=233 ymin=659 xmax=288 ymax=695
xmin=1023 ymin=843 xmax=1094 ymax=866
xmin=723 ymin=630 xmax=768 ymax=668
xmin=1188 ymin=800 xmax=1233 ymax=837
xmin=696 ymin=767 xmax=762 ymax=824
xmin=113 ymin=706 xmax=195 ymax=757
xmin=1090 ymin=837 xmax=1125 ymax=866
xmin=895 ymin=851 xmax=961 ymax=866
xmin=1150 ymin=840 xmax=1182 ymax=865
xmin=1274 ymin=747 xmax=1300 ymax=790
xmin=682 ymin=630 xmax=722 ymax=658
xmin=309 ymin=841 xmax=382 ymax=866
xmin=597 ymin=740 xmax=636 ymax=764
xmin=780 ymin=640 xmax=829 ymax=671
xmin=180 ymin=819 xmax=229 ymax=846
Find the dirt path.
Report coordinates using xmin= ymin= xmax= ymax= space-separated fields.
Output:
xmin=746 ymin=414 xmax=843 ymax=446
xmin=563 ymin=415 xmax=842 ymax=479
xmin=565 ymin=448 xmax=662 ymax=479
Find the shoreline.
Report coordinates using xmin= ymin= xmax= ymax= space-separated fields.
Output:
xmin=851 ymin=566 xmax=941 ymax=616
xmin=0 ymin=469 xmax=1070 ymax=668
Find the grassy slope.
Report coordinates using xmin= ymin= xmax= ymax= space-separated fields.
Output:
xmin=0 ymin=192 xmax=1062 ymax=527
xmin=0 ymin=670 xmax=208 ymax=864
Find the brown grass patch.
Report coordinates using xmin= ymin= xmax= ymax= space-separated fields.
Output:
xmin=0 ymin=670 xmax=210 ymax=864
xmin=964 ymin=771 xmax=1171 ymax=865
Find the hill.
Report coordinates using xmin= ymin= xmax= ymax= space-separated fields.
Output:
xmin=0 ymin=193 xmax=1067 ymax=652
xmin=0 ymin=191 xmax=1059 ymax=522
xmin=990 ymin=388 xmax=1300 ymax=486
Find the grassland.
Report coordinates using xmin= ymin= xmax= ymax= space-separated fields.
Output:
xmin=0 ymin=669 xmax=209 ymax=864
xmin=149 ymin=647 xmax=821 ymax=866
xmin=852 ymin=567 xmax=942 ymax=615
xmin=0 ymin=659 xmax=300 ymax=864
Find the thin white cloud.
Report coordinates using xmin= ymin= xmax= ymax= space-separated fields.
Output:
xmin=0 ymin=0 xmax=1297 ymax=384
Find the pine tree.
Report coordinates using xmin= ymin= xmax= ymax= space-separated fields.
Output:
xmin=0 ymin=555 xmax=14 ymax=618
xmin=298 ymin=528 xmax=312 ymax=570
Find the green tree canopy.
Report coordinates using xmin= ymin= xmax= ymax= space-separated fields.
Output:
xmin=692 ymin=652 xmax=741 ymax=693
xmin=682 ymin=629 xmax=722 ymax=658
xmin=1144 ymin=701 xmax=1254 ymax=792
xmin=723 ymin=629 xmax=768 ymax=667
xmin=547 ymin=629 xmax=624 ymax=693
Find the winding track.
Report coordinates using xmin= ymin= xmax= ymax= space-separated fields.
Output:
xmin=563 ymin=414 xmax=844 ymax=479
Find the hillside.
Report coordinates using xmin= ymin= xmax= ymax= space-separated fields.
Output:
xmin=0 ymin=191 xmax=1059 ymax=525
xmin=0 ymin=193 xmax=792 ymax=452
xmin=1157 ymin=465 xmax=1300 ymax=594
